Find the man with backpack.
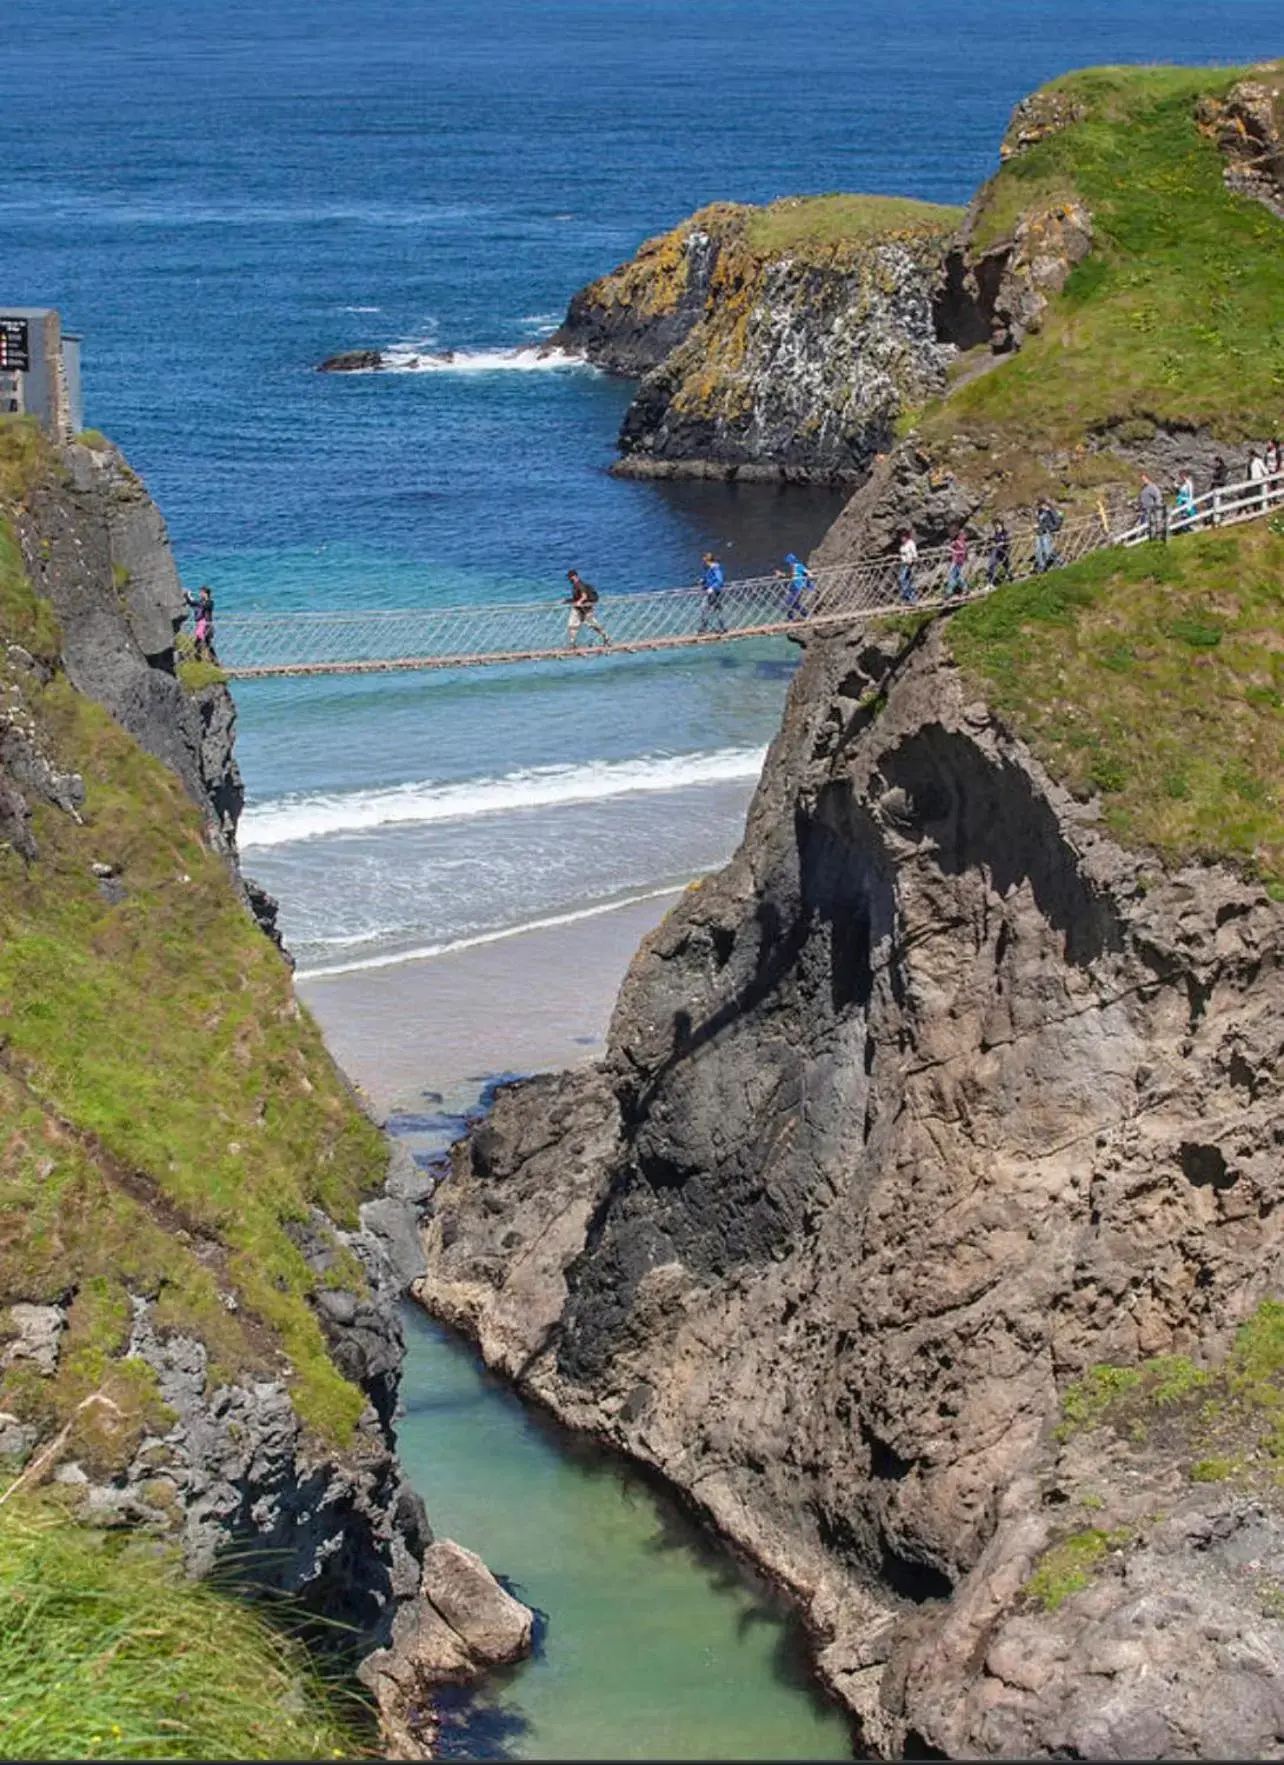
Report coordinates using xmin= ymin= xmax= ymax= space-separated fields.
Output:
xmin=1035 ymin=498 xmax=1064 ymax=572
xmin=565 ymin=570 xmax=610 ymax=648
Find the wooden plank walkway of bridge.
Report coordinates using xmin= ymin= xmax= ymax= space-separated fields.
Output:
xmin=187 ymin=477 xmax=1283 ymax=680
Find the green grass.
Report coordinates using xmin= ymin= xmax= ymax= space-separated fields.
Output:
xmin=1024 ymin=1527 xmax=1131 ymax=1611
xmin=177 ymin=659 xmax=229 ymax=692
xmin=0 ymin=1499 xmax=371 ymax=1761
xmin=1053 ymin=1300 xmax=1284 ymax=1489
xmin=922 ymin=64 xmax=1284 ymax=461
xmin=949 ymin=520 xmax=1284 ymax=884
xmin=744 ymin=193 xmax=963 ymax=256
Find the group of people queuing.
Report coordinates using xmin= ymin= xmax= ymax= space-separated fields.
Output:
xmin=893 ymin=506 xmax=1043 ymax=605
xmin=1140 ymin=441 xmax=1284 ymax=540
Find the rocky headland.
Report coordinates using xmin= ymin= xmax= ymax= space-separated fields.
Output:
xmin=548 ymin=195 xmax=962 ymax=484
xmin=415 ymin=60 xmax=1284 ymax=1761
xmin=0 ymin=420 xmax=530 ymax=1756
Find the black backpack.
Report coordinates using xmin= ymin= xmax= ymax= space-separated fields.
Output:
xmin=580 ymin=580 xmax=599 ymax=604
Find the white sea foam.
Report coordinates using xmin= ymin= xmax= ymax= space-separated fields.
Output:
xmin=379 ymin=344 xmax=587 ymax=374
xmin=240 ymin=747 xmax=767 ymax=849
xmin=294 ymin=884 xmax=692 ymax=980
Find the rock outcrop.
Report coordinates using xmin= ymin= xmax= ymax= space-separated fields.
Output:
xmin=416 ymin=607 xmax=1284 ymax=1756
xmin=812 ymin=64 xmax=1284 ymax=570
xmin=318 ymin=349 xmax=385 ymax=372
xmin=549 ymin=198 xmax=962 ymax=483
xmin=1198 ymin=75 xmax=1284 ymax=220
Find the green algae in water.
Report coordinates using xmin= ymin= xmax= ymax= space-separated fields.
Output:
xmin=396 ymin=1304 xmax=853 ymax=1761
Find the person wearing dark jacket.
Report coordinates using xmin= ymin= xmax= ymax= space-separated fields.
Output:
xmin=184 ymin=585 xmax=217 ymax=662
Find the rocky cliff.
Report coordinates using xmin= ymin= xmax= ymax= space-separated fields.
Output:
xmin=417 ymin=510 xmax=1284 ymax=1756
xmin=0 ymin=420 xmax=525 ymax=1755
xmin=549 ymin=196 xmax=962 ymax=483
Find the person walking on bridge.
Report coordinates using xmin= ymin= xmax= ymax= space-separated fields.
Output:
xmin=565 ymin=570 xmax=609 ymax=649
xmin=1174 ymin=470 xmax=1197 ymax=529
xmin=184 ymin=584 xmax=217 ymax=663
xmin=698 ymin=552 xmax=726 ymax=634
xmin=1249 ymin=448 xmax=1269 ymax=511
xmin=897 ymin=530 xmax=918 ymax=603
xmin=987 ymin=516 xmax=1013 ymax=586
xmin=776 ymin=553 xmax=814 ymax=621
xmin=1138 ymin=474 xmax=1164 ymax=542
xmin=1035 ymin=497 xmax=1064 ymax=571
xmin=1209 ymin=455 xmax=1228 ymax=526
xmin=946 ymin=527 xmax=969 ymax=598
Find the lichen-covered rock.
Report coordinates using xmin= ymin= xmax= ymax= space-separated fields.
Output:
xmin=989 ymin=199 xmax=1093 ymax=350
xmin=999 ymin=87 xmax=1087 ymax=161
xmin=417 ymin=614 xmax=1284 ymax=1755
xmin=552 ymin=199 xmax=961 ymax=482
xmin=1198 ymin=71 xmax=1284 ymax=219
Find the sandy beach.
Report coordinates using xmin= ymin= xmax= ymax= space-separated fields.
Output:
xmin=297 ymin=889 xmax=684 ymax=1113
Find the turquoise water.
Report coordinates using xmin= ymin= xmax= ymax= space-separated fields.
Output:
xmin=395 ymin=1303 xmax=853 ymax=1761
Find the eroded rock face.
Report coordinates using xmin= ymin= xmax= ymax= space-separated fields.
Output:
xmin=552 ymin=205 xmax=957 ymax=483
xmin=417 ymin=620 xmax=1284 ymax=1755
xmin=16 ymin=442 xmax=245 ymax=861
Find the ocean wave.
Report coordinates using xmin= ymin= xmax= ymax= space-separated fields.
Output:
xmin=240 ymin=747 xmax=767 ymax=849
xmin=294 ymin=884 xmax=691 ymax=980
xmin=379 ymin=344 xmax=587 ymax=374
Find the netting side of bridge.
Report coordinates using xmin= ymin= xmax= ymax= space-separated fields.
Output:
xmin=190 ymin=473 xmax=1284 ymax=677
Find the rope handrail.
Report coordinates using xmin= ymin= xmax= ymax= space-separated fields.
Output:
xmin=187 ymin=467 xmax=1284 ymax=678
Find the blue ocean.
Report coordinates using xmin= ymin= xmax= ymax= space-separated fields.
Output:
xmin=5 ymin=0 xmax=1277 ymax=974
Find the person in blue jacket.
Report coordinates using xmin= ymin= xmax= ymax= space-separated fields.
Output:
xmin=776 ymin=552 xmax=815 ymax=620
xmin=698 ymin=551 xmax=726 ymax=633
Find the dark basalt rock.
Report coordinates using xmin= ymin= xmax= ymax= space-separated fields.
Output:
xmin=318 ymin=348 xmax=384 ymax=372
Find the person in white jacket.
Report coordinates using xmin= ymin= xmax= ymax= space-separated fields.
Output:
xmin=897 ymin=530 xmax=918 ymax=603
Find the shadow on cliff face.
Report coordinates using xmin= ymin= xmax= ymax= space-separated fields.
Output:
xmin=558 ymin=789 xmax=897 ymax=1387
xmin=557 ymin=714 xmax=1122 ymax=1406
xmin=878 ymin=722 xmax=1122 ymax=968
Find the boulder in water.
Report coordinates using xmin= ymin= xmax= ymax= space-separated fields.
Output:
xmin=317 ymin=348 xmax=383 ymax=372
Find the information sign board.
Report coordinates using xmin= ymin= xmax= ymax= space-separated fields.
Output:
xmin=0 ymin=318 xmax=31 ymax=373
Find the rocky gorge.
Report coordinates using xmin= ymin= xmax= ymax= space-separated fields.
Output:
xmin=0 ymin=422 xmax=531 ymax=1756
xmin=418 ymin=568 xmax=1284 ymax=1757
xmin=413 ymin=62 xmax=1284 ymax=1761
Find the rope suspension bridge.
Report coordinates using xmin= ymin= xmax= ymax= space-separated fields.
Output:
xmin=191 ymin=473 xmax=1283 ymax=681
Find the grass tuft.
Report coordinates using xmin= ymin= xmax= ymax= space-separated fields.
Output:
xmin=0 ymin=1498 xmax=372 ymax=1760
xmin=1024 ymin=1527 xmax=1131 ymax=1611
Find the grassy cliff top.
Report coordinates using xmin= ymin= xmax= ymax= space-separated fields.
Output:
xmin=948 ymin=516 xmax=1284 ymax=890
xmin=922 ymin=61 xmax=1284 ymax=456
xmin=586 ymin=192 xmax=963 ymax=319
xmin=742 ymin=192 xmax=964 ymax=255
xmin=0 ymin=423 xmax=388 ymax=1466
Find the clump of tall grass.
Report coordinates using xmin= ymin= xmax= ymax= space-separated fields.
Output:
xmin=0 ymin=1497 xmax=372 ymax=1761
